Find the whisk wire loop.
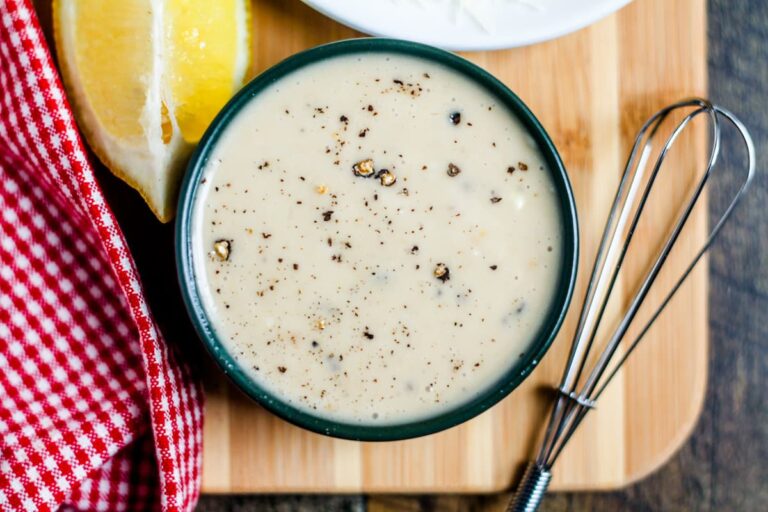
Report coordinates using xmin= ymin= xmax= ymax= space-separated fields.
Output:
xmin=576 ymin=104 xmax=718 ymax=403
xmin=512 ymin=98 xmax=755 ymax=512
xmin=535 ymin=100 xmax=716 ymax=468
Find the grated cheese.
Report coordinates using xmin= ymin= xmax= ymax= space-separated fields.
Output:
xmin=401 ymin=0 xmax=543 ymax=32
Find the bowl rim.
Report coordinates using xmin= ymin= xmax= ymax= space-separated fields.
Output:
xmin=176 ymin=37 xmax=579 ymax=441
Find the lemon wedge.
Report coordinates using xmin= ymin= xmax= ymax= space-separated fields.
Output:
xmin=54 ymin=0 xmax=251 ymax=222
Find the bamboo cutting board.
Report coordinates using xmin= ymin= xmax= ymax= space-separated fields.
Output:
xmin=201 ymin=0 xmax=707 ymax=493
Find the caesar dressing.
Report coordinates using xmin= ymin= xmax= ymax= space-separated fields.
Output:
xmin=192 ymin=53 xmax=564 ymax=425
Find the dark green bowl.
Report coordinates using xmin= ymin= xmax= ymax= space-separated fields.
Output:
xmin=176 ymin=38 xmax=578 ymax=441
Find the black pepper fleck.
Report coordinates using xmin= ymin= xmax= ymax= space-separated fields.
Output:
xmin=447 ymin=163 xmax=461 ymax=177
xmin=449 ymin=112 xmax=461 ymax=125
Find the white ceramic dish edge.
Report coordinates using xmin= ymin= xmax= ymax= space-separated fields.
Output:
xmin=301 ymin=0 xmax=633 ymax=51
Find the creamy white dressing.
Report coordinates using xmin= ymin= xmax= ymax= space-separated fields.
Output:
xmin=192 ymin=53 xmax=563 ymax=425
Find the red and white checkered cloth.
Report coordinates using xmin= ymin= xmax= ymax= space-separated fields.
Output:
xmin=0 ymin=1 xmax=203 ymax=510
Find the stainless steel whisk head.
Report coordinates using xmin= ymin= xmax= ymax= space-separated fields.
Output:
xmin=508 ymin=98 xmax=756 ymax=512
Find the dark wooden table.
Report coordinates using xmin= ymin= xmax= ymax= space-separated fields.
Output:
xmin=191 ymin=0 xmax=768 ymax=510
xmin=40 ymin=0 xmax=762 ymax=509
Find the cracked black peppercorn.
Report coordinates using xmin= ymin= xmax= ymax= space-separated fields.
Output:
xmin=212 ymin=239 xmax=231 ymax=261
xmin=434 ymin=263 xmax=450 ymax=282
xmin=352 ymin=159 xmax=375 ymax=177
xmin=447 ymin=163 xmax=461 ymax=177
xmin=377 ymin=169 xmax=396 ymax=187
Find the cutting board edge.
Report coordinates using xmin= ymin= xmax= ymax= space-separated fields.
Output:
xmin=199 ymin=375 xmax=708 ymax=495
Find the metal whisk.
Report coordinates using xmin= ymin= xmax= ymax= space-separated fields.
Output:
xmin=508 ymin=98 xmax=756 ymax=512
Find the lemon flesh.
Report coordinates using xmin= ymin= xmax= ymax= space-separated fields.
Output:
xmin=167 ymin=0 xmax=250 ymax=142
xmin=54 ymin=0 xmax=251 ymax=222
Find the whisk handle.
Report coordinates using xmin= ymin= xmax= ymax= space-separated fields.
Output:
xmin=507 ymin=461 xmax=552 ymax=512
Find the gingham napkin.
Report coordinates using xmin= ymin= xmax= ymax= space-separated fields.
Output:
xmin=0 ymin=1 xmax=203 ymax=510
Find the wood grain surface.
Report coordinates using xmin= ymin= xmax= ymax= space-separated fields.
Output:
xmin=195 ymin=0 xmax=709 ymax=494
